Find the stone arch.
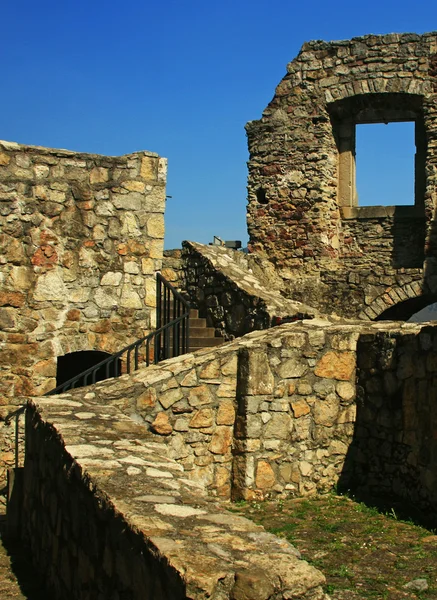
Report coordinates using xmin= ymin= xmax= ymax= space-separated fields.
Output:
xmin=54 ymin=333 xmax=121 ymax=359
xmin=327 ymin=78 xmax=431 ymax=105
xmin=359 ymin=281 xmax=424 ymax=320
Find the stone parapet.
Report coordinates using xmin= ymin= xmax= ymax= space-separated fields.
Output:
xmin=28 ymin=317 xmax=437 ymax=524
xmin=18 ymin=393 xmax=327 ymax=600
xmin=182 ymin=240 xmax=319 ymax=338
xmin=4 ymin=317 xmax=437 ymax=593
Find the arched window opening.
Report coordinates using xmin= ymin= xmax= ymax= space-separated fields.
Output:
xmin=56 ymin=350 xmax=121 ymax=389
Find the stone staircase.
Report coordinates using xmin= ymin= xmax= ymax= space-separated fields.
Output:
xmin=187 ymin=308 xmax=224 ymax=352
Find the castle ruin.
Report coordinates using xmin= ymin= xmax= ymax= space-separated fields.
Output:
xmin=1 ymin=30 xmax=437 ymax=600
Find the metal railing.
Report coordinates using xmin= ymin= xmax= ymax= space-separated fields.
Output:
xmin=46 ymin=273 xmax=190 ymax=395
xmin=156 ymin=272 xmax=190 ymax=358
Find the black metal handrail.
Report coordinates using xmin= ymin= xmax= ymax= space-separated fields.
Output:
xmin=46 ymin=273 xmax=190 ymax=396
xmin=156 ymin=272 xmax=190 ymax=358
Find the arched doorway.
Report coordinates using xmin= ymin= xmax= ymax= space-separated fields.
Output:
xmin=56 ymin=350 xmax=121 ymax=389
xmin=376 ymin=295 xmax=437 ymax=322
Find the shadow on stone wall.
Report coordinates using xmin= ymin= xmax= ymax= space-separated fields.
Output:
xmin=392 ymin=208 xmax=426 ymax=270
xmin=0 ymin=518 xmax=53 ymax=599
xmin=337 ymin=329 xmax=437 ymax=529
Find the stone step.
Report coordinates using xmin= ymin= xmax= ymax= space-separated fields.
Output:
xmin=164 ymin=307 xmax=199 ymax=319
xmin=189 ymin=327 xmax=216 ymax=338
xmin=189 ymin=317 xmax=207 ymax=328
xmin=161 ymin=304 xmax=222 ymax=353
xmin=189 ymin=337 xmax=224 ymax=349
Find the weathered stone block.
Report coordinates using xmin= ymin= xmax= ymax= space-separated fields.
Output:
xmin=314 ymin=351 xmax=355 ymax=381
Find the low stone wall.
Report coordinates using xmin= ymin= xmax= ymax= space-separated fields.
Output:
xmin=54 ymin=319 xmax=371 ymax=501
xmin=39 ymin=318 xmax=437 ymax=524
xmin=232 ymin=322 xmax=359 ymax=500
xmin=18 ymin=394 xmax=327 ymax=600
xmin=5 ymin=319 xmax=437 ymax=545
xmin=182 ymin=241 xmax=319 ymax=339
xmin=0 ymin=398 xmax=25 ymax=513
xmin=87 ymin=342 xmax=240 ymax=498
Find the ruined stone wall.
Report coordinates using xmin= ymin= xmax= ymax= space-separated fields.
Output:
xmin=4 ymin=319 xmax=437 ymax=540
xmin=70 ymin=320 xmax=365 ymax=501
xmin=17 ymin=395 xmax=327 ymax=600
xmin=232 ymin=323 xmax=359 ymax=500
xmin=343 ymin=326 xmax=437 ymax=523
xmin=94 ymin=344 xmax=239 ymax=499
xmin=246 ymin=32 xmax=437 ymax=319
xmin=0 ymin=140 xmax=167 ymax=405
xmin=182 ymin=241 xmax=318 ymax=339
xmin=55 ymin=318 xmax=437 ymax=524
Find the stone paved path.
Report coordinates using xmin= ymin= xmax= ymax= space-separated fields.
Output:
xmin=0 ymin=520 xmax=51 ymax=600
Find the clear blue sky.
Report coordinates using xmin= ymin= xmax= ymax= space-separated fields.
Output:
xmin=1 ymin=1 xmax=436 ymax=249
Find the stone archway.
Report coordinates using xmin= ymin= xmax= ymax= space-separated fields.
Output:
xmin=360 ymin=282 xmax=429 ymax=321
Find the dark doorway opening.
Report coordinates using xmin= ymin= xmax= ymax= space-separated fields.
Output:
xmin=56 ymin=350 xmax=121 ymax=389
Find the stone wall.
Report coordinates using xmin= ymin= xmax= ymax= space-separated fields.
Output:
xmin=341 ymin=325 xmax=437 ymax=523
xmin=87 ymin=341 xmax=240 ymax=499
xmin=17 ymin=394 xmax=327 ymax=600
xmin=27 ymin=318 xmax=437 ymax=525
xmin=182 ymin=241 xmax=319 ymax=339
xmin=0 ymin=140 xmax=167 ymax=406
xmin=4 ymin=317 xmax=437 ymax=593
xmin=246 ymin=32 xmax=437 ymax=319
xmin=0 ymin=398 xmax=25 ymax=514
xmin=232 ymin=321 xmax=359 ymax=500
xmin=161 ymin=249 xmax=185 ymax=290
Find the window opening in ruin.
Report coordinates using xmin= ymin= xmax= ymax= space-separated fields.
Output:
xmin=329 ymin=93 xmax=426 ymax=212
xmin=256 ymin=187 xmax=268 ymax=204
xmin=355 ymin=122 xmax=415 ymax=206
xmin=56 ymin=350 xmax=121 ymax=389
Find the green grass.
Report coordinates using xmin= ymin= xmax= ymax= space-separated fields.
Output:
xmin=230 ymin=494 xmax=437 ymax=598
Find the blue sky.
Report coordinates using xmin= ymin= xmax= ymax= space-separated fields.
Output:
xmin=1 ymin=1 xmax=436 ymax=249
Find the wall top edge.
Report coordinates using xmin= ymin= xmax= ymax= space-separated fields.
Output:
xmin=0 ymin=139 xmax=165 ymax=161
xmin=300 ymin=31 xmax=437 ymax=52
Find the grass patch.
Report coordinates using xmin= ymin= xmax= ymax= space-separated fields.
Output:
xmin=230 ymin=494 xmax=437 ymax=599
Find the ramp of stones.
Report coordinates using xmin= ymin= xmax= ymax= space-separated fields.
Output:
xmin=22 ymin=388 xmax=327 ymax=600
